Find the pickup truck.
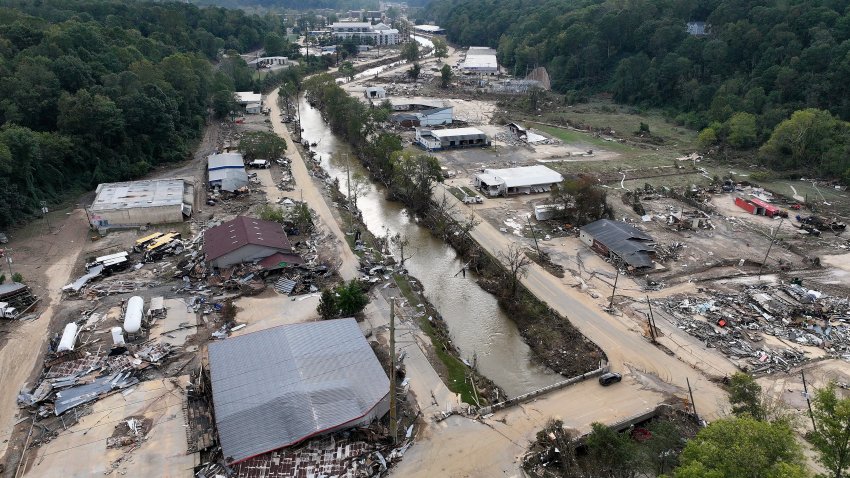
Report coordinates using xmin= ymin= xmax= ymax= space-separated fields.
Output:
xmin=462 ymin=195 xmax=483 ymax=204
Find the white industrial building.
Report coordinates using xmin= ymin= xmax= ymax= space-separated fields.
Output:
xmin=461 ymin=47 xmax=499 ymax=75
xmin=474 ymin=165 xmax=563 ymax=196
xmin=415 ymin=127 xmax=489 ymax=150
xmin=208 ymin=152 xmax=249 ymax=192
xmin=88 ymin=179 xmax=194 ymax=228
xmin=330 ymin=22 xmax=400 ymax=45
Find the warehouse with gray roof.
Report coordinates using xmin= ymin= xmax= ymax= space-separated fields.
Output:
xmin=87 ymin=179 xmax=194 ymax=228
xmin=208 ymin=318 xmax=390 ymax=464
xmin=580 ymin=219 xmax=656 ymax=269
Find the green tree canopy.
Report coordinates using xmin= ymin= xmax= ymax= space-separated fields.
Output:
xmin=810 ymin=382 xmax=850 ymax=478
xmin=671 ymin=417 xmax=807 ymax=478
xmin=238 ymin=131 xmax=287 ymax=160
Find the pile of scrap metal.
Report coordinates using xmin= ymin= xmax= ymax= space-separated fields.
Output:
xmin=17 ymin=313 xmax=175 ymax=416
xmin=796 ymin=215 xmax=847 ymax=234
xmin=658 ymin=282 xmax=850 ymax=373
xmin=207 ymin=262 xmax=266 ymax=294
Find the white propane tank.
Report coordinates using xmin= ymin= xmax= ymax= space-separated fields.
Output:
xmin=123 ymin=296 xmax=144 ymax=334
xmin=57 ymin=323 xmax=78 ymax=352
xmin=111 ymin=327 xmax=125 ymax=346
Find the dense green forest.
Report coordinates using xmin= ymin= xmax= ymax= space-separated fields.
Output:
xmin=0 ymin=0 xmax=297 ymax=228
xmin=423 ymin=0 xmax=850 ymax=181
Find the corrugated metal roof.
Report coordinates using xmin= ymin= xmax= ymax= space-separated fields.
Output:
xmin=204 ymin=216 xmax=293 ymax=263
xmin=479 ymin=166 xmax=563 ymax=188
xmin=208 ymin=318 xmax=389 ymax=464
xmin=90 ymin=179 xmax=186 ymax=211
xmin=581 ymin=219 xmax=655 ymax=268
xmin=208 ymin=152 xmax=245 ymax=170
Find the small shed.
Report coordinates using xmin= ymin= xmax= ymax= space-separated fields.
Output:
xmin=245 ymin=103 xmax=262 ymax=115
xmin=364 ymin=86 xmax=386 ymax=99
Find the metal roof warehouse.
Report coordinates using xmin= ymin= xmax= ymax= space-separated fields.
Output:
xmin=208 ymin=152 xmax=249 ymax=192
xmin=580 ymin=219 xmax=656 ymax=269
xmin=208 ymin=318 xmax=390 ymax=464
xmin=87 ymin=179 xmax=194 ymax=228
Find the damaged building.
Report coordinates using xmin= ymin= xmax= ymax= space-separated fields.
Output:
xmin=87 ymin=179 xmax=194 ymax=228
xmin=203 ymin=216 xmax=303 ymax=270
xmin=208 ymin=318 xmax=390 ymax=464
xmin=390 ymin=106 xmax=453 ymax=127
xmin=580 ymin=219 xmax=656 ymax=269
xmin=474 ymin=165 xmax=563 ymax=197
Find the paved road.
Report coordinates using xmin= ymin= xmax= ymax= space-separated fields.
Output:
xmin=434 ymin=184 xmax=731 ymax=418
xmin=0 ymin=209 xmax=90 ymax=462
xmin=266 ymin=89 xmax=360 ymax=281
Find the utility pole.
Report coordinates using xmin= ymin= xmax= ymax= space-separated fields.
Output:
xmin=345 ymin=153 xmax=353 ymax=231
xmin=609 ymin=267 xmax=620 ymax=309
xmin=646 ymin=295 xmax=657 ymax=342
xmin=6 ymin=253 xmax=13 ymax=278
xmin=389 ymin=298 xmax=398 ymax=445
xmin=526 ymin=215 xmax=541 ymax=259
xmin=802 ymin=370 xmax=817 ymax=433
xmin=687 ymin=377 xmax=699 ymax=423
xmin=757 ymin=218 xmax=784 ymax=280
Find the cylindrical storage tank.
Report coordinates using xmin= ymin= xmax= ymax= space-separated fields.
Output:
xmin=111 ymin=327 xmax=125 ymax=346
xmin=57 ymin=323 xmax=78 ymax=352
xmin=123 ymin=296 xmax=144 ymax=334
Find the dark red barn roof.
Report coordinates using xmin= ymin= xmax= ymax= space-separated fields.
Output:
xmin=204 ymin=216 xmax=293 ymax=262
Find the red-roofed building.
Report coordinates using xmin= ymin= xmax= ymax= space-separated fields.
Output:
xmin=204 ymin=216 xmax=303 ymax=269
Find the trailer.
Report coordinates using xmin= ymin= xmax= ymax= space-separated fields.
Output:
xmin=0 ymin=301 xmax=17 ymax=319
xmin=133 ymin=232 xmax=165 ymax=252
xmin=143 ymin=232 xmax=183 ymax=262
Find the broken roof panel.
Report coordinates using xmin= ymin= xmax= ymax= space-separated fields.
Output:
xmin=582 ymin=219 xmax=655 ymax=268
xmin=208 ymin=318 xmax=389 ymax=464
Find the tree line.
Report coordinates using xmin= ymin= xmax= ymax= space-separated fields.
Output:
xmin=421 ymin=0 xmax=850 ymax=182
xmin=0 ymin=0 xmax=301 ymax=229
xmin=302 ymin=74 xmax=442 ymax=214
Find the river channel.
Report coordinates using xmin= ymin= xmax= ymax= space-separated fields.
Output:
xmin=296 ymin=94 xmax=559 ymax=396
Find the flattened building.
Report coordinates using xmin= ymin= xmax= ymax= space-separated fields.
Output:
xmin=87 ymin=179 xmax=194 ymax=228
xmin=208 ymin=318 xmax=390 ymax=464
xmin=204 ymin=216 xmax=302 ymax=269
xmin=580 ymin=219 xmax=656 ymax=269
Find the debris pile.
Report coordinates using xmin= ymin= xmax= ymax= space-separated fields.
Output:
xmin=658 ymin=282 xmax=850 ymax=373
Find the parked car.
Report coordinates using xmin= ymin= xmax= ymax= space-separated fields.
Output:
xmin=462 ymin=195 xmax=483 ymax=204
xmin=598 ymin=372 xmax=622 ymax=386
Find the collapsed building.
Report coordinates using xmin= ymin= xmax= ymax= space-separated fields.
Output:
xmin=580 ymin=219 xmax=656 ymax=269
xmin=208 ymin=318 xmax=390 ymax=464
xmin=87 ymin=179 xmax=194 ymax=229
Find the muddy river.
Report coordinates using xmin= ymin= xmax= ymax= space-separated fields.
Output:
xmin=296 ymin=94 xmax=559 ymax=396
